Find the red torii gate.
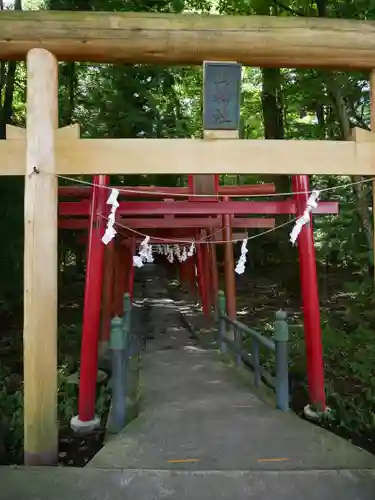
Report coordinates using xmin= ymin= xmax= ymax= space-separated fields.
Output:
xmin=60 ymin=180 xmax=282 ymax=423
xmin=59 ymin=181 xmax=280 ymax=325
xmin=58 ymin=177 xmax=338 ymax=424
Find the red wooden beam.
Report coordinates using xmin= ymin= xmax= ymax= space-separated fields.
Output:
xmin=58 ymin=183 xmax=276 ymax=198
xmin=58 ymin=216 xmax=276 ymax=230
xmin=59 ymin=199 xmax=339 ymax=217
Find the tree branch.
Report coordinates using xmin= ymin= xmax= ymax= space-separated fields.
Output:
xmin=271 ymin=0 xmax=305 ymax=17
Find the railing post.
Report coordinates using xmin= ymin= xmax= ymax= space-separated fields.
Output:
xmin=234 ymin=328 xmax=242 ymax=367
xmin=123 ymin=292 xmax=132 ymax=354
xmin=252 ymin=339 xmax=261 ymax=387
xmin=122 ymin=293 xmax=132 ymax=409
xmin=218 ymin=290 xmax=227 ymax=352
xmin=108 ymin=316 xmax=126 ymax=432
xmin=274 ymin=310 xmax=289 ymax=411
xmin=122 ymin=292 xmax=139 ymax=418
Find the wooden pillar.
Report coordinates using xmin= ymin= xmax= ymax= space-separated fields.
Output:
xmin=370 ymin=70 xmax=375 ymax=280
xmin=127 ymin=238 xmax=136 ymax=300
xmin=223 ymin=203 xmax=237 ymax=321
xmin=180 ymin=255 xmax=196 ymax=295
xmin=187 ymin=255 xmax=198 ymax=297
xmin=178 ymin=260 xmax=188 ymax=288
xmin=122 ymin=242 xmax=134 ymax=296
xmin=188 ymin=174 xmax=219 ymax=201
xmin=123 ymin=246 xmax=130 ymax=294
xmin=208 ymin=228 xmax=219 ymax=311
xmin=202 ymin=235 xmax=213 ymax=309
xmin=24 ymin=49 xmax=58 ymax=465
xmin=202 ymin=61 xmax=241 ymax=321
xmin=179 ymin=257 xmax=192 ymax=291
xmin=113 ymin=240 xmax=124 ymax=316
xmin=196 ymin=234 xmax=210 ymax=316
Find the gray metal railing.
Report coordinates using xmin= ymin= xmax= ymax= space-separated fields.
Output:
xmin=107 ymin=293 xmax=140 ymax=433
xmin=218 ymin=290 xmax=289 ymax=411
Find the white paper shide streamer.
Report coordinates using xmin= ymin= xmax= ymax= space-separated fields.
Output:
xmin=133 ymin=238 xmax=197 ymax=268
xmin=133 ymin=236 xmax=154 ymax=268
xmin=187 ymin=242 xmax=195 ymax=257
xmin=153 ymin=242 xmax=195 ymax=262
xmin=167 ymin=246 xmax=174 ymax=263
xmin=102 ymin=189 xmax=120 ymax=245
xmin=289 ymin=190 xmax=320 ymax=245
xmin=181 ymin=246 xmax=188 ymax=262
xmin=235 ymin=238 xmax=248 ymax=275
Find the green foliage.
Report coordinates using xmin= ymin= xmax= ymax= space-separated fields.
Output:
xmin=320 ymin=282 xmax=375 ymax=436
xmin=0 ymin=354 xmax=110 ymax=463
xmin=0 ymin=364 xmax=23 ymax=462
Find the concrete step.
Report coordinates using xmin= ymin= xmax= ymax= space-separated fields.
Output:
xmin=1 ymin=466 xmax=374 ymax=500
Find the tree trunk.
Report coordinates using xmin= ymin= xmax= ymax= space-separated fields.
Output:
xmin=0 ymin=0 xmax=21 ymax=139
xmin=324 ymin=70 xmax=373 ymax=276
xmin=262 ymin=68 xmax=284 ymax=140
xmin=1 ymin=62 xmax=16 ymax=134
xmin=315 ymin=0 xmax=373 ymax=276
xmin=261 ymin=67 xmax=289 ymax=194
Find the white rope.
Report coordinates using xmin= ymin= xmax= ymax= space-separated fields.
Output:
xmin=56 ymin=173 xmax=375 ymax=200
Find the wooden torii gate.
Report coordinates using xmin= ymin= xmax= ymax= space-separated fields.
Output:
xmin=1 ymin=11 xmax=375 ymax=466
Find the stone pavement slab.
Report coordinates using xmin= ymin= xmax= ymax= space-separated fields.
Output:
xmin=1 ymin=467 xmax=375 ymax=500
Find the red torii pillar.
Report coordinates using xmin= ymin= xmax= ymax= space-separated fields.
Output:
xmin=125 ymin=238 xmax=136 ymax=300
xmin=180 ymin=253 xmax=197 ymax=298
xmin=208 ymin=228 xmax=219 ymax=315
xmin=188 ymin=174 xmax=220 ymax=317
xmin=72 ymin=174 xmax=108 ymax=430
xmin=222 ymin=197 xmax=236 ymax=322
xmin=293 ymin=175 xmax=326 ymax=410
xmin=195 ymin=229 xmax=210 ymax=316
xmin=178 ymin=259 xmax=190 ymax=288
xmin=113 ymin=239 xmax=126 ymax=316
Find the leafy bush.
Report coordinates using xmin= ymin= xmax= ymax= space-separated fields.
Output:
xmin=320 ymin=281 xmax=375 ymax=437
xmin=0 ymin=358 xmax=110 ymax=464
